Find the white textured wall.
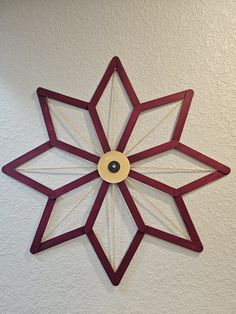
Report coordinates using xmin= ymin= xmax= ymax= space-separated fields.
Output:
xmin=1 ymin=1 xmax=236 ymax=313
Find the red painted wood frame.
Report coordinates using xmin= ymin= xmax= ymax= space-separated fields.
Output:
xmin=2 ymin=56 xmax=230 ymax=286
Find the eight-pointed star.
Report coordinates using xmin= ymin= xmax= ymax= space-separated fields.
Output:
xmin=2 ymin=57 xmax=230 ymax=286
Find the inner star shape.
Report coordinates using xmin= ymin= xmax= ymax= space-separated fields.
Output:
xmin=2 ymin=56 xmax=230 ymax=286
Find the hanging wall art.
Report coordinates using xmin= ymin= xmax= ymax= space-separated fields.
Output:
xmin=2 ymin=57 xmax=230 ymax=286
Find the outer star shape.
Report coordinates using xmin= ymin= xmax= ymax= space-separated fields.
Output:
xmin=2 ymin=57 xmax=230 ymax=286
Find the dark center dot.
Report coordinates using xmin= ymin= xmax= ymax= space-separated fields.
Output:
xmin=108 ymin=161 xmax=120 ymax=173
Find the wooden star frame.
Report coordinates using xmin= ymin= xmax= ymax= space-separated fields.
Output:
xmin=2 ymin=57 xmax=230 ymax=286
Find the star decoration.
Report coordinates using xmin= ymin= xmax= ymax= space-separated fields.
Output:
xmin=2 ymin=56 xmax=230 ymax=286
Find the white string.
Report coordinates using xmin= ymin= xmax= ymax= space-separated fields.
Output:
xmin=111 ymin=71 xmax=117 ymax=150
xmin=125 ymin=101 xmax=182 ymax=155
xmin=43 ymin=181 xmax=99 ymax=240
xmin=127 ymin=179 xmax=187 ymax=238
xmin=106 ymin=70 xmax=117 ymax=269
xmin=48 ymin=99 xmax=103 ymax=155
xmin=106 ymin=184 xmax=113 ymax=263
xmin=111 ymin=183 xmax=116 ymax=270
xmin=131 ymin=166 xmax=212 ymax=173
xmin=17 ymin=166 xmax=96 ymax=174
xmin=107 ymin=70 xmax=117 ymax=150
xmin=17 ymin=166 xmax=212 ymax=174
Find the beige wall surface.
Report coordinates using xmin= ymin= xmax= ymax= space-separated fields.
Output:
xmin=0 ymin=1 xmax=235 ymax=313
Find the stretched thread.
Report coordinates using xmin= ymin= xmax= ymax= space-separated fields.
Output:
xmin=43 ymin=181 xmax=99 ymax=240
xmin=17 ymin=166 xmax=96 ymax=174
xmin=111 ymin=71 xmax=117 ymax=150
xmin=127 ymin=179 xmax=187 ymax=238
xmin=111 ymin=183 xmax=116 ymax=270
xmin=131 ymin=166 xmax=212 ymax=173
xmin=48 ymin=99 xmax=102 ymax=155
xmin=125 ymin=101 xmax=182 ymax=155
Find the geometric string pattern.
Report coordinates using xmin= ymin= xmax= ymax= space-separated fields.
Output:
xmin=2 ymin=57 xmax=230 ymax=286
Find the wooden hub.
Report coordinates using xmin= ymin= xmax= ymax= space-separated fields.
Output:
xmin=97 ymin=151 xmax=130 ymax=183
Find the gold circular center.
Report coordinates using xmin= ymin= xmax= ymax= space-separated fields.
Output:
xmin=97 ymin=151 xmax=130 ymax=183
